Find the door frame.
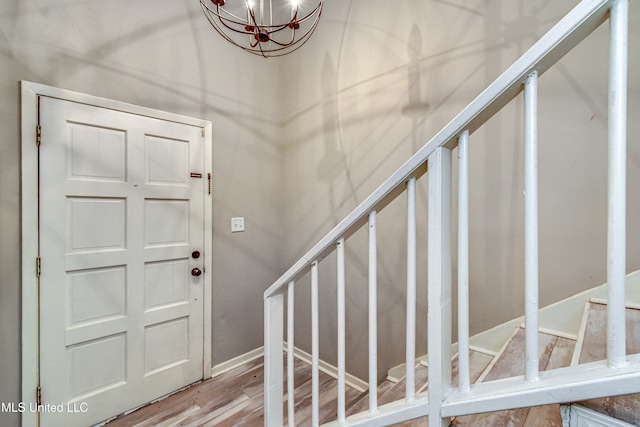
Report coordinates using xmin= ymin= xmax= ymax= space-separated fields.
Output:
xmin=20 ymin=81 xmax=213 ymax=426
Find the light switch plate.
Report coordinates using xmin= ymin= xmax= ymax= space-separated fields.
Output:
xmin=231 ymin=217 xmax=245 ymax=232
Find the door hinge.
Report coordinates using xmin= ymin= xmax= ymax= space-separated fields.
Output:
xmin=201 ymin=128 xmax=205 ymax=138
xmin=36 ymin=386 xmax=42 ymax=406
xmin=36 ymin=125 xmax=42 ymax=146
xmin=36 ymin=257 xmax=41 ymax=277
xmin=207 ymin=173 xmax=212 ymax=195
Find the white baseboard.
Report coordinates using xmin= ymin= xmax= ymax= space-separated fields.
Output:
xmin=590 ymin=297 xmax=640 ymax=311
xmin=287 ymin=344 xmax=369 ymax=393
xmin=210 ymin=345 xmax=369 ymax=393
xmin=386 ymin=356 xmax=425 ymax=383
xmin=517 ymin=322 xmax=579 ymax=341
xmin=211 ymin=346 xmax=264 ymax=378
xmin=468 ymin=344 xmax=499 ymax=357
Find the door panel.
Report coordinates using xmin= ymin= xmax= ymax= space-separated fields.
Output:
xmin=38 ymin=96 xmax=206 ymax=426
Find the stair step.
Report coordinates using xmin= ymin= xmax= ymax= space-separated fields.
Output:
xmin=575 ymin=302 xmax=640 ymax=364
xmin=378 ymin=363 xmax=430 ymax=405
xmin=573 ymin=302 xmax=640 ymax=426
xmin=345 ymin=377 xmax=396 ymax=416
xmin=483 ymin=327 xmax=556 ymax=382
xmin=346 ymin=349 xmax=493 ymax=423
xmin=451 ymin=328 xmax=575 ymax=427
xmin=451 ymin=350 xmax=495 ymax=388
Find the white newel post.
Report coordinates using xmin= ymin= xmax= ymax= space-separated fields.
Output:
xmin=428 ymin=147 xmax=453 ymax=427
xmin=337 ymin=238 xmax=347 ymax=423
xmin=264 ymin=293 xmax=284 ymax=426
xmin=287 ymin=281 xmax=295 ymax=427
xmin=311 ymin=261 xmax=320 ymax=426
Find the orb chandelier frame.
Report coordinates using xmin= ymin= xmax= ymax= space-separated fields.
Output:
xmin=200 ymin=0 xmax=324 ymax=58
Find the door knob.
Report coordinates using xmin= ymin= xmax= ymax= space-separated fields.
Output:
xmin=191 ymin=268 xmax=202 ymax=277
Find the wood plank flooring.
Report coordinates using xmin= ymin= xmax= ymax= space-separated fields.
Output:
xmin=105 ymin=356 xmax=362 ymax=427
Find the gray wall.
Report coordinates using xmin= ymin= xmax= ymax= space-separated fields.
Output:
xmin=0 ymin=1 xmax=284 ymax=425
xmin=280 ymin=0 xmax=640 ymax=381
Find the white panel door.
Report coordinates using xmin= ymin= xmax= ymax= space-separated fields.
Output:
xmin=38 ymin=96 xmax=206 ymax=426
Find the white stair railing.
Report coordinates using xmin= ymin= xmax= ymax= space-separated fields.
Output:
xmin=264 ymin=0 xmax=636 ymax=425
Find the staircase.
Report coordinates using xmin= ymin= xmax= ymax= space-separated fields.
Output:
xmin=264 ymin=0 xmax=638 ymax=425
xmin=341 ymin=300 xmax=640 ymax=426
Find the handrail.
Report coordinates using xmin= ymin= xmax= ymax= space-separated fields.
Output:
xmin=264 ymin=0 xmax=613 ymax=300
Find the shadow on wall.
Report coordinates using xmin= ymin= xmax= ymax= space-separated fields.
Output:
xmin=285 ymin=0 xmax=521 ymax=257
xmin=282 ymin=0 xmax=640 ymax=380
xmin=2 ymin=0 xmax=282 ymax=143
xmin=287 ymin=11 xmax=472 ymax=377
xmin=2 ymin=0 xmax=289 ymax=376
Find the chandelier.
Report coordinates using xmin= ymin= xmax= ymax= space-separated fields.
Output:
xmin=200 ymin=0 xmax=324 ymax=58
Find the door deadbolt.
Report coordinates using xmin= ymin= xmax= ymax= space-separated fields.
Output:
xmin=192 ymin=250 xmax=201 ymax=259
xmin=191 ymin=268 xmax=202 ymax=277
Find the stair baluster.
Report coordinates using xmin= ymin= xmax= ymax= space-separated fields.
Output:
xmin=368 ymin=210 xmax=378 ymax=414
xmin=406 ymin=177 xmax=417 ymax=403
xmin=607 ymin=0 xmax=629 ymax=370
xmin=524 ymin=69 xmax=540 ymax=383
xmin=457 ymin=130 xmax=471 ymax=394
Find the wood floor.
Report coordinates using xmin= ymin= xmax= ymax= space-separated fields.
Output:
xmin=105 ymin=355 xmax=362 ymax=427
xmin=105 ymin=356 xmax=267 ymax=427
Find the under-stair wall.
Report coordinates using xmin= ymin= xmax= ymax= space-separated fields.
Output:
xmin=265 ymin=0 xmax=640 ymax=425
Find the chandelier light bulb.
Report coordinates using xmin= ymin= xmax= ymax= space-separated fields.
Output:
xmin=200 ymin=0 xmax=324 ymax=57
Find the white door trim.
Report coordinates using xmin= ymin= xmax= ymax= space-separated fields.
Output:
xmin=20 ymin=81 xmax=213 ymax=426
